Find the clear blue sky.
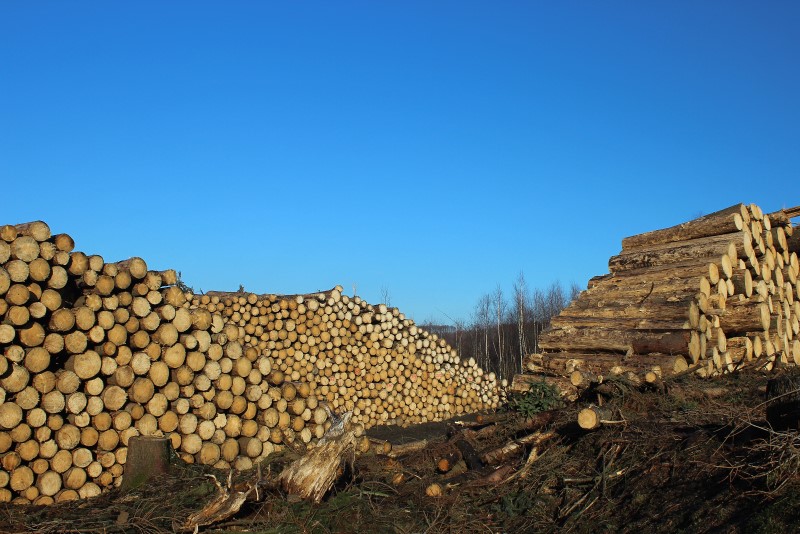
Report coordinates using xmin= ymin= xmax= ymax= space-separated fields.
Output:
xmin=2 ymin=2 xmax=798 ymax=325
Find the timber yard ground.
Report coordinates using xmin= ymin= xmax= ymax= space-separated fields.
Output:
xmin=3 ymin=369 xmax=800 ymax=533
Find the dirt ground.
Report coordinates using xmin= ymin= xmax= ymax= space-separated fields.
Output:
xmin=3 ymin=370 xmax=800 ymax=534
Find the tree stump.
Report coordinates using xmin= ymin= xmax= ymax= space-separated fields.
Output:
xmin=766 ymin=373 xmax=800 ymax=431
xmin=120 ymin=435 xmax=172 ymax=492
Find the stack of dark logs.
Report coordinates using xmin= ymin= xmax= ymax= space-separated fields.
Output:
xmin=0 ymin=221 xmax=500 ymax=505
xmin=514 ymin=203 xmax=800 ymax=400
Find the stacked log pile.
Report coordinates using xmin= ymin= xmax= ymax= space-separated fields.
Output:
xmin=516 ymin=203 xmax=800 ymax=394
xmin=0 ymin=221 xmax=500 ymax=505
xmin=191 ymin=289 xmax=500 ymax=428
xmin=0 ymin=221 xmax=333 ymax=505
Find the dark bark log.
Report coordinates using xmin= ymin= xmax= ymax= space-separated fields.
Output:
xmin=453 ymin=437 xmax=483 ymax=470
xmin=766 ymin=374 xmax=800 ymax=430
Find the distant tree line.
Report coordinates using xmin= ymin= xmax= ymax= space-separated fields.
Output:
xmin=421 ymin=274 xmax=581 ymax=382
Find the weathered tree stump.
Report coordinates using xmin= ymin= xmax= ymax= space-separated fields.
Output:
xmin=121 ymin=435 xmax=172 ymax=492
xmin=766 ymin=373 xmax=800 ymax=431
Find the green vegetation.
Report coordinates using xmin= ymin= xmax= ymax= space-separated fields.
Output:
xmin=507 ymin=380 xmax=562 ymax=417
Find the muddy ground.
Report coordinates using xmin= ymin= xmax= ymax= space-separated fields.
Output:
xmin=2 ymin=370 xmax=800 ymax=533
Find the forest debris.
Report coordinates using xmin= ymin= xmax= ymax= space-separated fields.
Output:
xmin=178 ymin=469 xmax=259 ymax=532
xmin=472 ymin=464 xmax=516 ymax=486
xmin=386 ymin=439 xmax=428 ymax=458
xmin=278 ymin=412 xmax=358 ymax=503
xmin=425 ymin=483 xmax=443 ymax=497
xmin=480 ymin=430 xmax=557 ymax=465
xmin=475 ymin=413 xmax=511 ymax=425
xmin=368 ymin=438 xmax=393 ymax=455
xmin=577 ymin=406 xmax=624 ymax=430
xmin=437 ymin=452 xmax=462 ymax=473
xmin=454 ymin=436 xmax=484 ymax=470
xmin=511 ymin=374 xmax=579 ymax=401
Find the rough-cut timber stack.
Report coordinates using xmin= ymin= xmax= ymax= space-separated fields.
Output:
xmin=191 ymin=289 xmax=500 ymax=428
xmin=515 ymin=203 xmax=800 ymax=396
xmin=0 ymin=220 xmax=499 ymax=505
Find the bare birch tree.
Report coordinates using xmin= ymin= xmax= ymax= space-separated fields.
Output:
xmin=513 ymin=271 xmax=529 ymax=373
xmin=492 ymin=285 xmax=508 ymax=378
xmin=379 ymin=286 xmax=392 ymax=307
xmin=473 ymin=294 xmax=492 ymax=371
xmin=570 ymin=281 xmax=583 ymax=302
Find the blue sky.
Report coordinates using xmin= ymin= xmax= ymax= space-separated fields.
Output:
xmin=2 ymin=2 xmax=798 ymax=324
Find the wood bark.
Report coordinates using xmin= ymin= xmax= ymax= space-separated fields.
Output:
xmin=717 ymin=299 xmax=771 ymax=334
xmin=555 ymin=296 xmax=701 ymax=326
xmin=538 ymin=326 xmax=699 ymax=358
xmin=578 ymin=276 xmax=711 ymax=304
xmin=588 ymin=261 xmax=721 ymax=289
xmin=621 ymin=203 xmax=749 ymax=251
xmin=609 ymin=232 xmax=749 ymax=274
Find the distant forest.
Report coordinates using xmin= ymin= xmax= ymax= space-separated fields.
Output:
xmin=417 ymin=274 xmax=582 ymax=382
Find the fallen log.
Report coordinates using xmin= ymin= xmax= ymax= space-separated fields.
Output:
xmin=480 ymin=430 xmax=556 ymax=465
xmin=454 ymin=437 xmax=484 ymax=470
xmin=577 ymin=406 xmax=620 ymax=430
xmin=436 ymin=452 xmax=462 ymax=473
xmin=386 ymin=439 xmax=428 ymax=458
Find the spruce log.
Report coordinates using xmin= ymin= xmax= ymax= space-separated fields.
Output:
xmin=550 ymin=316 xmax=696 ymax=332
xmin=621 ymin=204 xmax=749 ymax=251
xmin=588 ymin=262 xmax=725 ymax=289
xmin=556 ymin=297 xmax=701 ymax=325
xmin=538 ymin=326 xmax=700 ymax=358
xmin=111 ymin=258 xmax=148 ymax=280
xmin=718 ymin=299 xmax=771 ymax=334
xmin=609 ymin=232 xmax=749 ymax=274
xmin=576 ymin=276 xmax=711 ymax=305
xmin=11 ymin=236 xmax=40 ymax=262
